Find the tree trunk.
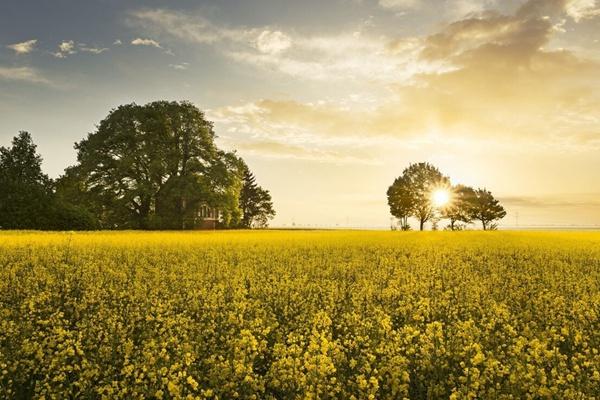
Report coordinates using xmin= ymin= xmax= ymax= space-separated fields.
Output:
xmin=482 ymin=220 xmax=487 ymax=231
xmin=181 ymin=197 xmax=187 ymax=230
xmin=420 ymin=219 xmax=424 ymax=231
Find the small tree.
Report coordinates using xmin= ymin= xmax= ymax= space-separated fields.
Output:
xmin=386 ymin=175 xmax=414 ymax=230
xmin=239 ymin=163 xmax=275 ymax=228
xmin=441 ymin=184 xmax=476 ymax=230
xmin=402 ymin=162 xmax=450 ymax=231
xmin=469 ymin=188 xmax=506 ymax=230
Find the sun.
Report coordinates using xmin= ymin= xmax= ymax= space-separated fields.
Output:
xmin=431 ymin=189 xmax=451 ymax=207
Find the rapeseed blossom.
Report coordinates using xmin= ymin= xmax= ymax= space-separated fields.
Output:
xmin=0 ymin=230 xmax=599 ymax=399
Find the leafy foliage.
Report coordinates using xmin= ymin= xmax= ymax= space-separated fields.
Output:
xmin=469 ymin=188 xmax=507 ymax=230
xmin=239 ymin=162 xmax=275 ymax=228
xmin=71 ymin=101 xmax=225 ymax=228
xmin=0 ymin=132 xmax=53 ymax=229
xmin=386 ymin=175 xmax=414 ymax=230
xmin=53 ymin=101 xmax=273 ymax=229
xmin=387 ymin=162 xmax=450 ymax=230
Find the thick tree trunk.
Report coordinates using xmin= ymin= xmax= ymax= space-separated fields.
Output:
xmin=482 ymin=220 xmax=487 ymax=230
xmin=420 ymin=219 xmax=425 ymax=231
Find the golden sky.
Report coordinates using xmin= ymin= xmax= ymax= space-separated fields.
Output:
xmin=1 ymin=0 xmax=599 ymax=227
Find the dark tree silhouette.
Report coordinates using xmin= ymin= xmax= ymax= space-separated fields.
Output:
xmin=239 ymin=162 xmax=275 ymax=228
xmin=387 ymin=175 xmax=415 ymax=230
xmin=469 ymin=188 xmax=507 ymax=230
xmin=0 ymin=132 xmax=53 ymax=229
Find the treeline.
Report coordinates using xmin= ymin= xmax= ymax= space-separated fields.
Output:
xmin=0 ymin=101 xmax=275 ymax=230
xmin=388 ymin=162 xmax=506 ymax=231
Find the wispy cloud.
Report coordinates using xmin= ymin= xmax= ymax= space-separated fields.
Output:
xmin=378 ymin=0 xmax=420 ymax=10
xmin=565 ymin=0 xmax=600 ymax=22
xmin=500 ymin=193 xmax=600 ymax=208
xmin=129 ymin=8 xmax=435 ymax=83
xmin=7 ymin=39 xmax=37 ymax=54
xmin=169 ymin=62 xmax=190 ymax=70
xmin=219 ymin=135 xmax=380 ymax=164
xmin=79 ymin=45 xmax=109 ymax=54
xmin=52 ymin=40 xmax=77 ymax=58
xmin=131 ymin=38 xmax=162 ymax=48
xmin=129 ymin=9 xmax=246 ymax=44
xmin=0 ymin=66 xmax=50 ymax=84
xmin=255 ymin=30 xmax=292 ymax=54
xmin=51 ymin=40 xmax=110 ymax=58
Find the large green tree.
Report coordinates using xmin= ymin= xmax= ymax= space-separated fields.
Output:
xmin=0 ymin=132 xmax=53 ymax=229
xmin=239 ymin=162 xmax=275 ymax=228
xmin=69 ymin=101 xmax=244 ymax=229
xmin=469 ymin=188 xmax=507 ymax=230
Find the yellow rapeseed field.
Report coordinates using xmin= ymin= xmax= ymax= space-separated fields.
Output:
xmin=1 ymin=231 xmax=599 ymax=399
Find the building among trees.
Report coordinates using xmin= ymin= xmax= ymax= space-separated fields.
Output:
xmin=0 ymin=101 xmax=275 ymax=230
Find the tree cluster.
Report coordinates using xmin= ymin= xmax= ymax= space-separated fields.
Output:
xmin=387 ymin=162 xmax=507 ymax=231
xmin=0 ymin=101 xmax=275 ymax=230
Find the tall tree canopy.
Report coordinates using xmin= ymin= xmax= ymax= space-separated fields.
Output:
xmin=0 ymin=132 xmax=53 ymax=229
xmin=60 ymin=101 xmax=270 ymax=229
xmin=239 ymin=162 xmax=275 ymax=228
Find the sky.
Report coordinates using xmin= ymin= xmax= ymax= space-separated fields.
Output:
xmin=1 ymin=0 xmax=600 ymax=228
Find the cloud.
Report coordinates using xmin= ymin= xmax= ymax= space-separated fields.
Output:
xmin=219 ymin=136 xmax=380 ymax=164
xmin=79 ymin=45 xmax=109 ymax=54
xmin=51 ymin=40 xmax=108 ymax=57
xmin=129 ymin=9 xmax=251 ymax=44
xmin=255 ymin=30 xmax=292 ymax=54
xmin=7 ymin=39 xmax=37 ymax=54
xmin=565 ymin=0 xmax=600 ymax=21
xmin=59 ymin=40 xmax=75 ymax=53
xmin=445 ymin=0 xmax=498 ymax=19
xmin=52 ymin=40 xmax=77 ymax=58
xmin=210 ymin=100 xmax=390 ymax=163
xmin=130 ymin=8 xmax=433 ymax=83
xmin=131 ymin=38 xmax=162 ymax=48
xmin=500 ymin=194 xmax=600 ymax=208
xmin=0 ymin=66 xmax=50 ymax=84
xmin=207 ymin=0 xmax=600 ymax=161
xmin=169 ymin=62 xmax=190 ymax=70
xmin=378 ymin=0 xmax=420 ymax=10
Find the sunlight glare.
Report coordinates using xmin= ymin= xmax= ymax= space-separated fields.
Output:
xmin=432 ymin=189 xmax=450 ymax=207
